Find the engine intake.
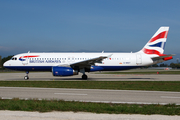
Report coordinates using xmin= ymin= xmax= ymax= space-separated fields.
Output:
xmin=52 ymin=66 xmax=78 ymax=76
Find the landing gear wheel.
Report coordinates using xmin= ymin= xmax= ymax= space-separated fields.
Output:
xmin=24 ymin=76 xmax=29 ymax=80
xmin=24 ymin=71 xmax=29 ymax=80
xmin=82 ymin=74 xmax=88 ymax=80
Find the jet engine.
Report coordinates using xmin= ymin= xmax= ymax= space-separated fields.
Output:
xmin=52 ymin=66 xmax=78 ymax=76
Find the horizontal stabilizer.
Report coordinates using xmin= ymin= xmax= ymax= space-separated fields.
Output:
xmin=152 ymin=54 xmax=175 ymax=61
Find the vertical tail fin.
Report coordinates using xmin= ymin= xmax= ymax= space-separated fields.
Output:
xmin=139 ymin=27 xmax=169 ymax=56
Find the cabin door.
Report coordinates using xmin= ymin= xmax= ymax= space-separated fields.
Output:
xmin=136 ymin=54 xmax=142 ymax=65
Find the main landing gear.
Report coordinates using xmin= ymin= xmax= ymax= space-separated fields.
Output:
xmin=24 ymin=71 xmax=29 ymax=80
xmin=82 ymin=74 xmax=88 ymax=80
xmin=80 ymin=68 xmax=88 ymax=80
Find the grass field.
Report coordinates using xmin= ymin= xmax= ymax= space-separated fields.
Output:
xmin=0 ymin=98 xmax=179 ymax=115
xmin=0 ymin=81 xmax=180 ymax=91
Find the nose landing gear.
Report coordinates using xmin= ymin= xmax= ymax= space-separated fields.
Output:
xmin=24 ymin=71 xmax=29 ymax=80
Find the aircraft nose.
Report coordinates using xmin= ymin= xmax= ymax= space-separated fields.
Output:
xmin=3 ymin=61 xmax=9 ymax=67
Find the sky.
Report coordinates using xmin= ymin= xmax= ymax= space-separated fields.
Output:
xmin=0 ymin=0 xmax=180 ymax=63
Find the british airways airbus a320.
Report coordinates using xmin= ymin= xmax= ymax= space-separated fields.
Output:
xmin=3 ymin=27 xmax=174 ymax=80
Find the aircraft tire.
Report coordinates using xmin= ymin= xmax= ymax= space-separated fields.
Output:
xmin=24 ymin=76 xmax=29 ymax=80
xmin=82 ymin=74 xmax=88 ymax=80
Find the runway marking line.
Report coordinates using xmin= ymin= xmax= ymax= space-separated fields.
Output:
xmin=1 ymin=87 xmax=180 ymax=94
xmin=1 ymin=97 xmax=13 ymax=100
xmin=54 ymin=93 xmax=87 ymax=96
xmin=161 ymin=96 xmax=180 ymax=99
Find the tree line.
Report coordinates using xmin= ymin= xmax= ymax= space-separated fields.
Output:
xmin=0 ymin=55 xmax=13 ymax=69
xmin=153 ymin=63 xmax=180 ymax=68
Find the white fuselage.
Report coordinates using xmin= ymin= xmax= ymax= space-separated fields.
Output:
xmin=4 ymin=52 xmax=154 ymax=72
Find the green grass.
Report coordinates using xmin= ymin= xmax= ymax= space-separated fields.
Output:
xmin=1 ymin=81 xmax=180 ymax=91
xmin=0 ymin=98 xmax=179 ymax=115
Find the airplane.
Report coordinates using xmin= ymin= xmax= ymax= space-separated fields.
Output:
xmin=3 ymin=26 xmax=174 ymax=80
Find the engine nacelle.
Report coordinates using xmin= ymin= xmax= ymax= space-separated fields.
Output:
xmin=52 ymin=66 xmax=78 ymax=76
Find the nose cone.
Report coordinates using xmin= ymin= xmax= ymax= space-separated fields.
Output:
xmin=3 ymin=61 xmax=9 ymax=68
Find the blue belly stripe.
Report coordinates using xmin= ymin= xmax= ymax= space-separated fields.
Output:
xmin=5 ymin=66 xmax=142 ymax=72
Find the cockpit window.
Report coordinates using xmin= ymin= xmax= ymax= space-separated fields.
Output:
xmin=11 ymin=57 xmax=17 ymax=60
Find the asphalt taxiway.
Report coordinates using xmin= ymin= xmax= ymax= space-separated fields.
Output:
xmin=0 ymin=72 xmax=180 ymax=81
xmin=1 ymin=87 xmax=180 ymax=105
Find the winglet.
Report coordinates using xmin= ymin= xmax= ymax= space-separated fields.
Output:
xmin=107 ymin=54 xmax=113 ymax=58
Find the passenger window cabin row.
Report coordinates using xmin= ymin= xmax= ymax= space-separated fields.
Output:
xmin=11 ymin=57 xmax=131 ymax=61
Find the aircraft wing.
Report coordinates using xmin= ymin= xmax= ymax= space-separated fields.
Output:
xmin=151 ymin=54 xmax=175 ymax=61
xmin=69 ymin=54 xmax=112 ymax=69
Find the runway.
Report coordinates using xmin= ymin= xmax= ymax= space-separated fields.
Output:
xmin=0 ymin=72 xmax=180 ymax=81
xmin=1 ymin=87 xmax=180 ymax=105
xmin=1 ymin=72 xmax=180 ymax=105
